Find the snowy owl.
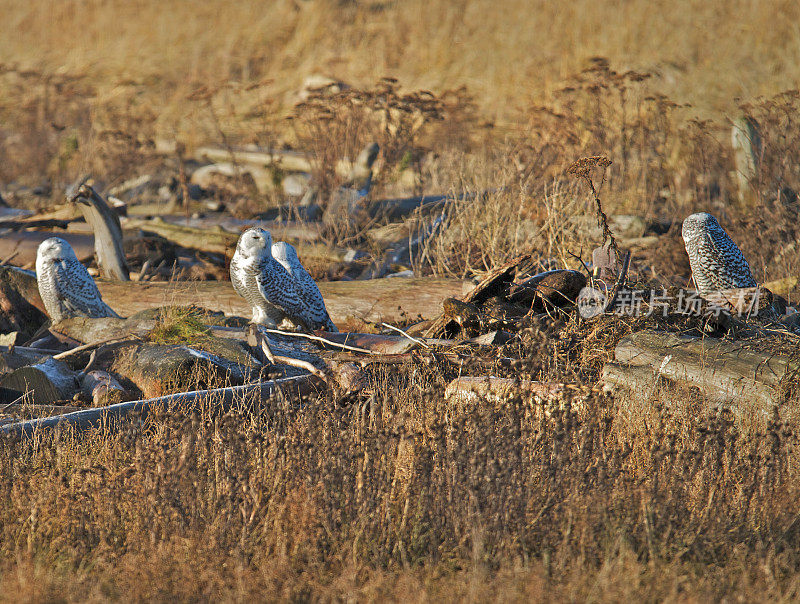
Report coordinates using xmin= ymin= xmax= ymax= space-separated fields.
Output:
xmin=35 ymin=237 xmax=120 ymax=323
xmin=230 ymin=228 xmax=335 ymax=331
xmin=682 ymin=212 xmax=757 ymax=296
xmin=272 ymin=241 xmax=338 ymax=332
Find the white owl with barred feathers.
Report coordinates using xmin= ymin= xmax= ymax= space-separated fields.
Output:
xmin=35 ymin=237 xmax=120 ymax=323
xmin=230 ymin=228 xmax=338 ymax=332
xmin=681 ymin=212 xmax=757 ymax=296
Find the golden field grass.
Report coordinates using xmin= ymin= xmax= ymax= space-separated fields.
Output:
xmin=2 ymin=1 xmax=800 ymax=602
xmin=2 ymin=0 xmax=800 ymax=143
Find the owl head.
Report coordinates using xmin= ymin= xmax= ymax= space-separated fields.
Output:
xmin=236 ymin=228 xmax=273 ymax=258
xmin=37 ymin=237 xmax=78 ymax=263
xmin=682 ymin=212 xmax=722 ymax=243
xmin=270 ymin=241 xmax=298 ymax=265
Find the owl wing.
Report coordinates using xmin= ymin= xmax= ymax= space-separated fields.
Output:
xmin=703 ymin=226 xmax=757 ymax=287
xmin=229 ymin=253 xmax=249 ymax=299
xmin=255 ymin=258 xmax=310 ymax=328
xmin=294 ymin=267 xmax=338 ymax=331
xmin=54 ymin=258 xmax=120 ymax=318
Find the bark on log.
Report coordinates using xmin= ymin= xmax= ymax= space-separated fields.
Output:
xmin=605 ymin=330 xmax=799 ymax=411
xmin=0 ymin=357 xmax=79 ymax=403
xmin=2 ymin=375 xmax=316 ymax=439
xmin=73 ymin=184 xmax=130 ymax=281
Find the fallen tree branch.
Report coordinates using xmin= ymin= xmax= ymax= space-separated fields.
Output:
xmin=1 ymin=375 xmax=315 ymax=440
xmin=260 ymin=327 xmax=375 ymax=354
xmin=380 ymin=322 xmax=430 ymax=349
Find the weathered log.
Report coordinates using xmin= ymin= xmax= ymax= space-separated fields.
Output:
xmin=112 ymin=341 xmax=259 ymax=398
xmin=507 ymin=269 xmax=587 ymax=307
xmin=0 ymin=265 xmax=48 ymax=337
xmin=190 ymin=162 xmax=277 ymax=194
xmin=0 ymin=357 xmax=79 ymax=403
xmin=50 ymin=316 xmax=151 ymax=345
xmin=80 ymin=370 xmax=128 ymax=406
xmin=0 ymin=346 xmax=55 ymax=375
xmin=444 ymin=376 xmax=566 ymax=406
xmin=195 ymin=147 xmax=313 ymax=173
xmin=154 ymin=216 xmax=324 ymax=243
xmin=322 ymin=144 xmax=380 ymax=228
xmin=361 ymin=214 xmax=444 ymax=279
xmin=123 ymin=216 xmax=332 ymax=258
xmin=72 ymin=184 xmax=130 ymax=281
xmin=425 ymin=254 xmax=533 ymax=337
xmin=93 ymin=278 xmax=466 ymax=325
xmin=8 ymin=269 xmax=466 ymax=328
xmin=1 ymin=375 xmax=316 ymax=439
xmin=605 ymin=330 xmax=799 ymax=411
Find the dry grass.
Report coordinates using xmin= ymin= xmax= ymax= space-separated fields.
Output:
xmin=2 ymin=338 xmax=800 ymax=601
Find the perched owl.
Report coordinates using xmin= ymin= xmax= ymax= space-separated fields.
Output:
xmin=35 ymin=237 xmax=121 ymax=323
xmin=230 ymin=228 xmax=335 ymax=331
xmin=272 ymin=241 xmax=338 ymax=332
xmin=681 ymin=212 xmax=757 ymax=296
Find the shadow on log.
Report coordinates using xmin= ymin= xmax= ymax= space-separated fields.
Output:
xmin=0 ymin=265 xmax=48 ymax=337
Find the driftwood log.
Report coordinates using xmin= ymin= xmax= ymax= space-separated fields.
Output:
xmin=80 ymin=370 xmax=128 ymax=406
xmin=601 ymin=330 xmax=799 ymax=413
xmin=1 ymin=375 xmax=316 ymax=439
xmin=444 ymin=376 xmax=566 ymax=405
xmin=0 ymin=357 xmax=79 ymax=403
xmin=731 ymin=116 xmax=761 ymax=204
xmin=195 ymin=147 xmax=313 ymax=173
xmin=72 ymin=184 xmax=130 ymax=281
xmin=122 ymin=216 xmax=333 ymax=259
xmin=94 ymin=278 xmax=467 ymax=324
xmin=3 ymin=266 xmax=466 ymax=325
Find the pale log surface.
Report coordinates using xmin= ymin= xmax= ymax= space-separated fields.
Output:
xmin=3 ymin=266 xmax=464 ymax=325
xmin=610 ymin=330 xmax=798 ymax=410
xmin=94 ymin=277 xmax=466 ymax=323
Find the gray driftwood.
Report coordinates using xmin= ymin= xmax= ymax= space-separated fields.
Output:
xmin=0 ymin=357 xmax=79 ymax=403
xmin=602 ymin=330 xmax=799 ymax=413
xmin=72 ymin=184 xmax=130 ymax=280
xmin=1 ymin=375 xmax=315 ymax=440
